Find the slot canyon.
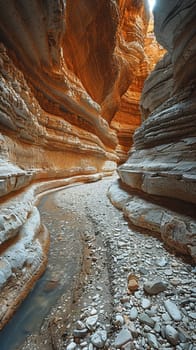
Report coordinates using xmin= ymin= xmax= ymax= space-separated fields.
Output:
xmin=0 ymin=0 xmax=195 ymax=349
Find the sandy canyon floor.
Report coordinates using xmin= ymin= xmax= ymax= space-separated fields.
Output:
xmin=1 ymin=176 xmax=195 ymax=350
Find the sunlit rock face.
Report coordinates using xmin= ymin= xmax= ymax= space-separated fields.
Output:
xmin=0 ymin=0 xmax=154 ymax=190
xmin=111 ymin=14 xmax=165 ymax=161
xmin=115 ymin=0 xmax=196 ymax=260
xmin=0 ymin=0 xmax=155 ymax=328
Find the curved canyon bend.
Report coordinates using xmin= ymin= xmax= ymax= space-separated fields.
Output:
xmin=0 ymin=0 xmax=195 ymax=349
xmin=1 ymin=177 xmax=196 ymax=349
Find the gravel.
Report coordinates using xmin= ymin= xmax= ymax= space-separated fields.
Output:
xmin=18 ymin=176 xmax=196 ymax=350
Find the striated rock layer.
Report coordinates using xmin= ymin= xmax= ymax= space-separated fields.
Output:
xmin=109 ymin=0 xmax=196 ymax=261
xmin=0 ymin=0 xmax=157 ymax=328
xmin=111 ymin=15 xmax=165 ymax=161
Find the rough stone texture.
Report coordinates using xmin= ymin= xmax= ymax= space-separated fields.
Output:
xmin=0 ymin=0 xmax=160 ymax=330
xmin=0 ymin=0 xmax=159 ymax=200
xmin=111 ymin=15 xmax=164 ymax=160
xmin=113 ymin=0 xmax=196 ymax=259
xmin=108 ymin=179 xmax=196 ymax=261
xmin=0 ymin=0 xmax=155 ymax=174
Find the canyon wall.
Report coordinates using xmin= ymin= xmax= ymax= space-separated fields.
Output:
xmin=111 ymin=15 xmax=165 ymax=161
xmin=109 ymin=0 xmax=196 ymax=261
xmin=0 ymin=0 xmax=157 ymax=328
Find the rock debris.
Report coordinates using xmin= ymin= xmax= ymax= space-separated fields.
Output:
xmin=20 ymin=178 xmax=196 ymax=350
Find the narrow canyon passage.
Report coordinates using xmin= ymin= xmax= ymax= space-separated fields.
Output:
xmin=1 ymin=177 xmax=195 ymax=350
xmin=0 ymin=1 xmax=195 ymax=349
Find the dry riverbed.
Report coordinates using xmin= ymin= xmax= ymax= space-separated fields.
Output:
xmin=3 ymin=176 xmax=196 ymax=350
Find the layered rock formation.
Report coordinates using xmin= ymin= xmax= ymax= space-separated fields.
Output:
xmin=111 ymin=15 xmax=165 ymax=161
xmin=0 ymin=0 xmax=157 ymax=329
xmin=109 ymin=0 xmax=196 ymax=261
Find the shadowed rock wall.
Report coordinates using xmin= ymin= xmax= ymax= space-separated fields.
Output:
xmin=110 ymin=0 xmax=196 ymax=261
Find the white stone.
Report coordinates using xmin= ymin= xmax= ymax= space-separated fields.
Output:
xmin=156 ymin=257 xmax=168 ymax=267
xmin=129 ymin=307 xmax=138 ymax=320
xmin=114 ymin=327 xmax=132 ymax=347
xmin=146 ymin=333 xmax=159 ymax=349
xmin=188 ymin=312 xmax=196 ymax=320
xmin=164 ymin=300 xmax=182 ymax=321
xmin=66 ymin=341 xmax=77 ymax=350
xmin=113 ymin=314 xmax=124 ymax=327
xmin=86 ymin=315 xmax=98 ymax=330
xmin=91 ymin=330 xmax=107 ymax=348
xmin=141 ymin=298 xmax=151 ymax=309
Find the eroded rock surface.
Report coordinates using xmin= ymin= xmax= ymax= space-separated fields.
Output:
xmin=113 ymin=0 xmax=196 ymax=260
xmin=0 ymin=0 xmax=158 ymax=329
xmin=111 ymin=14 xmax=165 ymax=161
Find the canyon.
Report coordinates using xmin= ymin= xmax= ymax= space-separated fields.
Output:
xmin=0 ymin=0 xmax=195 ymax=348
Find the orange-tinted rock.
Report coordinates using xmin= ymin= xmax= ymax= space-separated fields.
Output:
xmin=0 ymin=0 xmax=157 ymax=182
xmin=116 ymin=0 xmax=196 ymax=260
xmin=127 ymin=273 xmax=139 ymax=293
xmin=0 ymin=0 xmax=157 ymax=329
xmin=112 ymin=14 xmax=164 ymax=161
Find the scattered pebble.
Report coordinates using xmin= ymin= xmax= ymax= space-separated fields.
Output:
xmin=66 ymin=341 xmax=77 ymax=350
xmin=141 ymin=298 xmax=151 ymax=309
xmin=164 ymin=300 xmax=182 ymax=321
xmin=114 ymin=327 xmax=132 ymax=347
xmin=165 ymin=324 xmax=179 ymax=345
xmin=129 ymin=307 xmax=138 ymax=320
xmin=40 ymin=179 xmax=196 ymax=350
xmin=138 ymin=313 xmax=155 ymax=328
xmin=91 ymin=329 xmax=107 ymax=348
xmin=113 ymin=314 xmax=124 ymax=327
xmin=127 ymin=274 xmax=139 ymax=293
xmin=85 ymin=315 xmax=98 ymax=331
xmin=146 ymin=333 xmax=159 ymax=349
xmin=144 ymin=279 xmax=168 ymax=295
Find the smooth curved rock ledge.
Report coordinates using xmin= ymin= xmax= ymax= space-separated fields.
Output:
xmin=118 ymin=137 xmax=196 ymax=205
xmin=108 ymin=180 xmax=196 ymax=262
xmin=116 ymin=0 xmax=196 ymax=259
xmin=0 ymin=173 xmax=106 ymax=330
xmin=0 ymin=1 xmax=158 ymax=162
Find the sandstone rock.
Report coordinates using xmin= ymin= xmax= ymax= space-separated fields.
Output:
xmin=127 ymin=274 xmax=139 ymax=293
xmin=0 ymin=0 xmax=156 ymax=330
xmin=112 ymin=0 xmax=196 ymax=262
xmin=0 ymin=0 xmax=195 ymax=341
